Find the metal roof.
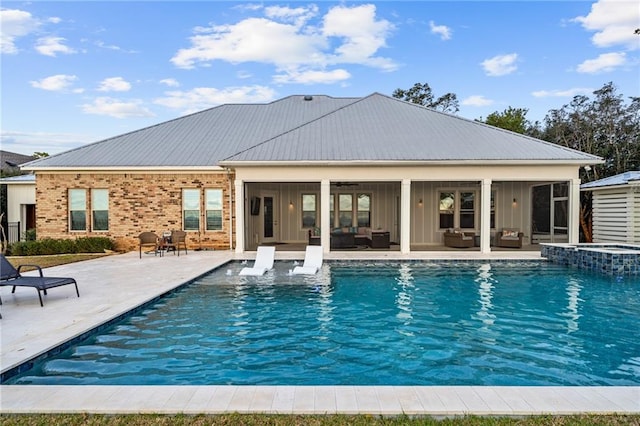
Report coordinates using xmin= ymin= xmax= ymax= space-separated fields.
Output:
xmin=24 ymin=93 xmax=601 ymax=169
xmin=0 ymin=174 xmax=35 ymax=184
xmin=581 ymin=171 xmax=640 ymax=190
xmin=24 ymin=95 xmax=358 ymax=168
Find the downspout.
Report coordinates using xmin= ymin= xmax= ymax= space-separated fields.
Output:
xmin=226 ymin=168 xmax=234 ymax=250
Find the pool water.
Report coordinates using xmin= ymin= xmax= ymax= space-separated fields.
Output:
xmin=6 ymin=261 xmax=640 ymax=386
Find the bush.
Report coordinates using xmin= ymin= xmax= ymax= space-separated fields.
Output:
xmin=8 ymin=237 xmax=114 ymax=256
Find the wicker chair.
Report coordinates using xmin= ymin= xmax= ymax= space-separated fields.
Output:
xmin=443 ymin=230 xmax=475 ymax=248
xmin=138 ymin=232 xmax=162 ymax=258
xmin=495 ymin=229 xmax=524 ymax=248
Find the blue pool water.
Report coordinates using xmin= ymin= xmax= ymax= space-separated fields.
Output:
xmin=6 ymin=261 xmax=640 ymax=386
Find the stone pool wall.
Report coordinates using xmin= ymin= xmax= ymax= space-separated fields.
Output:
xmin=541 ymin=243 xmax=640 ymax=275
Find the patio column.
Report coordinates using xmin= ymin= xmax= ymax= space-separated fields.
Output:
xmin=234 ymin=179 xmax=244 ymax=253
xmin=480 ymin=178 xmax=492 ymax=253
xmin=569 ymin=178 xmax=581 ymax=244
xmin=320 ymin=179 xmax=331 ymax=254
xmin=401 ymin=179 xmax=411 ymax=254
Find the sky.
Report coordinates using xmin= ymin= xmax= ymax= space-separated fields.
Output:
xmin=1 ymin=1 xmax=639 ymax=156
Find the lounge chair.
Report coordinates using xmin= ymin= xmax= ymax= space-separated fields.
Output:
xmin=292 ymin=245 xmax=323 ymax=275
xmin=139 ymin=231 xmax=162 ymax=258
xmin=0 ymin=254 xmax=79 ymax=307
xmin=239 ymin=246 xmax=275 ymax=276
xmin=165 ymin=230 xmax=188 ymax=256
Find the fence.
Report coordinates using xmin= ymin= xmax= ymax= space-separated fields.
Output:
xmin=7 ymin=221 xmax=20 ymax=244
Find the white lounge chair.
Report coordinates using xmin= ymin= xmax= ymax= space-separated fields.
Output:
xmin=292 ymin=246 xmax=323 ymax=275
xmin=239 ymin=246 xmax=275 ymax=276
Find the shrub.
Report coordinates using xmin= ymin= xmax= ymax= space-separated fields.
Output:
xmin=8 ymin=237 xmax=114 ymax=256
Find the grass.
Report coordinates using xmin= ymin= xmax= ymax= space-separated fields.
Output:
xmin=2 ymin=255 xmax=638 ymax=424
xmin=1 ymin=414 xmax=639 ymax=425
xmin=5 ymin=253 xmax=112 ymax=271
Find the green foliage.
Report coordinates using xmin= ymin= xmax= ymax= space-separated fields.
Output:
xmin=393 ymin=82 xmax=460 ymax=114
xmin=23 ymin=228 xmax=36 ymax=241
xmin=483 ymin=107 xmax=531 ymax=134
xmin=8 ymin=236 xmax=114 ymax=256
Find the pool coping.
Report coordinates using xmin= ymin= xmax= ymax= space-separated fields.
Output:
xmin=1 ymin=250 xmax=639 ymax=415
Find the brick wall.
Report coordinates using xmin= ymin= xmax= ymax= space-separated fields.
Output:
xmin=36 ymin=171 xmax=235 ymax=252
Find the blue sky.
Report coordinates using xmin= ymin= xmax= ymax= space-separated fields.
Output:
xmin=1 ymin=1 xmax=639 ymax=156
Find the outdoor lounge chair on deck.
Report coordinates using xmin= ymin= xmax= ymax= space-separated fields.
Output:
xmin=0 ymin=254 xmax=79 ymax=307
xmin=292 ymin=245 xmax=323 ymax=275
xmin=239 ymin=246 xmax=275 ymax=276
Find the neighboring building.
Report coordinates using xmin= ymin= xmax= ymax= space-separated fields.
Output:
xmin=0 ymin=150 xmax=36 ymax=176
xmin=0 ymin=175 xmax=36 ymax=243
xmin=1 ymin=151 xmax=37 ymax=243
xmin=581 ymin=171 xmax=640 ymax=243
xmin=22 ymin=93 xmax=602 ymax=253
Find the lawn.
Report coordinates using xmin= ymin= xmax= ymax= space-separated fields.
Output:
xmin=1 ymin=414 xmax=639 ymax=425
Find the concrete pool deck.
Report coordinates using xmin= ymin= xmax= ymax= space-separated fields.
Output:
xmin=1 ymin=250 xmax=638 ymax=415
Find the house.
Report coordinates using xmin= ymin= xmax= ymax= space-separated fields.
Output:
xmin=22 ymin=93 xmax=602 ymax=253
xmin=581 ymin=171 xmax=640 ymax=243
xmin=1 ymin=150 xmax=37 ymax=243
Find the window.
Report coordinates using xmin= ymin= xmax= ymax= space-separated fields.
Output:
xmin=338 ymin=194 xmax=353 ymax=227
xmin=439 ymin=192 xmax=455 ymax=229
xmin=301 ymin=194 xmax=316 ymax=228
xmin=183 ymin=189 xmax=200 ymax=231
xmin=329 ymin=194 xmax=335 ymax=227
xmin=459 ymin=192 xmax=475 ymax=228
xmin=92 ymin=189 xmax=109 ymax=231
xmin=357 ymin=193 xmax=371 ymax=227
xmin=439 ymin=190 xmax=477 ymax=229
xmin=490 ymin=191 xmax=496 ymax=229
xmin=205 ymin=189 xmax=223 ymax=231
xmin=69 ymin=189 xmax=87 ymax=231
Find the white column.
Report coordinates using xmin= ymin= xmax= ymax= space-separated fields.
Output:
xmin=401 ymin=179 xmax=411 ymax=254
xmin=234 ymin=180 xmax=245 ymax=253
xmin=569 ymin=178 xmax=581 ymax=244
xmin=320 ymin=179 xmax=331 ymax=254
xmin=481 ymin=178 xmax=492 ymax=253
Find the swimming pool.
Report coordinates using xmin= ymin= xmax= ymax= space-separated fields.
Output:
xmin=5 ymin=260 xmax=640 ymax=386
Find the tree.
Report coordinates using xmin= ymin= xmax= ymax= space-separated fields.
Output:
xmin=481 ymin=107 xmax=532 ymax=134
xmin=540 ymin=82 xmax=640 ymax=241
xmin=33 ymin=152 xmax=49 ymax=158
xmin=392 ymin=82 xmax=460 ymax=114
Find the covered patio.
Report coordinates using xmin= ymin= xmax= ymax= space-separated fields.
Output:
xmin=231 ymin=164 xmax=582 ymax=254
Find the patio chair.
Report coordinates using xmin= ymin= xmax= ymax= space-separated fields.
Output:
xmin=239 ymin=246 xmax=275 ymax=276
xmin=165 ymin=230 xmax=188 ymax=256
xmin=0 ymin=254 xmax=79 ymax=307
xmin=443 ymin=229 xmax=475 ymax=248
xmin=139 ymin=231 xmax=162 ymax=258
xmin=496 ymin=228 xmax=524 ymax=248
xmin=292 ymin=245 xmax=323 ymax=275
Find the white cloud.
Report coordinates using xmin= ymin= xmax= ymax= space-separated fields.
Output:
xmin=171 ymin=4 xmax=396 ymax=83
xmin=154 ymin=86 xmax=276 ymax=114
xmin=573 ymin=0 xmax=640 ymax=50
xmin=481 ymin=53 xmax=518 ymax=76
xmin=0 ymin=130 xmax=93 ymax=155
xmin=97 ymin=77 xmax=132 ymax=92
xmin=159 ymin=78 xmax=180 ymax=87
xmin=274 ymin=68 xmax=351 ymax=85
xmin=30 ymin=74 xmax=79 ymax=92
xmin=35 ymin=36 xmax=76 ymax=56
xmin=82 ymin=97 xmax=154 ymax=118
xmin=461 ymin=95 xmax=493 ymax=107
xmin=531 ymin=87 xmax=594 ymax=98
xmin=429 ymin=20 xmax=451 ymax=41
xmin=322 ymin=4 xmax=396 ymax=70
xmin=576 ymin=52 xmax=627 ymax=73
xmin=1 ymin=9 xmax=41 ymax=54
